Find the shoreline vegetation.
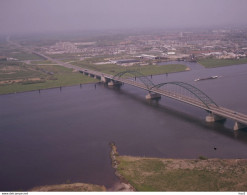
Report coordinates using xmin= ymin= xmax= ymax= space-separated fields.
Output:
xmin=2 ymin=57 xmax=246 ymax=97
xmin=110 ymin=142 xmax=136 ymax=191
xmin=1 ymin=57 xmax=247 ymax=95
xmin=198 ymin=58 xmax=247 ymax=68
xmin=0 ymin=63 xmax=97 ymax=95
xmin=0 ymin=62 xmax=186 ymax=95
xmin=30 ymin=183 xmax=106 ymax=192
xmin=110 ymin=143 xmax=247 ymax=191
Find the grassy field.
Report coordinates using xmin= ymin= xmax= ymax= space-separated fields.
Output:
xmin=0 ymin=46 xmax=44 ymax=61
xmin=47 ymin=53 xmax=82 ymax=60
xmin=0 ymin=63 xmax=96 ymax=94
xmin=116 ymin=156 xmax=247 ymax=191
xmin=30 ymin=183 xmax=106 ymax=192
xmin=8 ymin=51 xmax=45 ymax=60
xmin=0 ymin=58 xmax=186 ymax=94
xmin=199 ymin=58 xmax=247 ymax=68
xmin=73 ymin=61 xmax=187 ymax=76
xmin=0 ymin=61 xmax=42 ymax=80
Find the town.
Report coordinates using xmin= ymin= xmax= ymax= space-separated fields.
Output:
xmin=37 ymin=28 xmax=247 ymax=66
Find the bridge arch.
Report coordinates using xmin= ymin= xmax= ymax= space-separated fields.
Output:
xmin=113 ymin=70 xmax=155 ymax=89
xmin=151 ymin=81 xmax=218 ymax=109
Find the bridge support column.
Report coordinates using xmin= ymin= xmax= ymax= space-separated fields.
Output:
xmin=108 ymin=80 xmax=122 ymax=87
xmin=145 ymin=92 xmax=161 ymax=100
xmin=108 ymin=80 xmax=114 ymax=86
xmin=206 ymin=113 xmax=226 ymax=123
xmin=233 ymin=122 xmax=247 ymax=131
xmin=101 ymin=76 xmax=107 ymax=83
xmin=83 ymin=72 xmax=87 ymax=76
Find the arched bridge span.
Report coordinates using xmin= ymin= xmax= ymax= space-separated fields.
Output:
xmin=113 ymin=70 xmax=154 ymax=89
xmin=113 ymin=70 xmax=218 ymax=109
xmin=151 ymin=81 xmax=218 ymax=109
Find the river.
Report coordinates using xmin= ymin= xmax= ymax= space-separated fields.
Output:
xmin=0 ymin=62 xmax=247 ymax=191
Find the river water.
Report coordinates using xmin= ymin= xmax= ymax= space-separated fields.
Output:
xmin=0 ymin=62 xmax=247 ymax=191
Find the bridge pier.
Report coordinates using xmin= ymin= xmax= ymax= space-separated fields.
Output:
xmin=108 ymin=80 xmax=114 ymax=86
xmin=233 ymin=122 xmax=247 ymax=131
xmin=79 ymin=70 xmax=87 ymax=76
xmin=95 ymin=75 xmax=101 ymax=80
xmin=205 ymin=113 xmax=226 ymax=123
xmin=108 ymin=80 xmax=123 ymax=87
xmin=101 ymin=76 xmax=107 ymax=83
xmin=145 ymin=92 xmax=161 ymax=100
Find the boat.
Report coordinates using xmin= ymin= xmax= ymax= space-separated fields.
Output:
xmin=194 ymin=76 xmax=218 ymax=82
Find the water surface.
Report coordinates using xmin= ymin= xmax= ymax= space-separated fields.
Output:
xmin=0 ymin=63 xmax=247 ymax=191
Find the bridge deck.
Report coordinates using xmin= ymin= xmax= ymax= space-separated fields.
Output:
xmin=107 ymin=73 xmax=247 ymax=126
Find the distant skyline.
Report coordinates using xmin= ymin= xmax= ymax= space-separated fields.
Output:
xmin=1 ymin=0 xmax=247 ymax=34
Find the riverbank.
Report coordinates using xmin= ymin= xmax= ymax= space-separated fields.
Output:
xmin=0 ymin=64 xmax=97 ymax=95
xmin=3 ymin=57 xmax=247 ymax=95
xmin=30 ymin=183 xmax=106 ymax=192
xmin=109 ymin=142 xmax=136 ymax=191
xmin=111 ymin=144 xmax=247 ymax=191
xmin=198 ymin=58 xmax=247 ymax=68
xmin=0 ymin=62 xmax=186 ymax=95
xmin=74 ymin=62 xmax=187 ymax=76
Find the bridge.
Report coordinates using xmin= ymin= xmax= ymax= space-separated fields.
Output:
xmin=78 ymin=69 xmax=247 ymax=131
xmin=8 ymin=37 xmax=246 ymax=131
xmin=25 ymin=51 xmax=247 ymax=131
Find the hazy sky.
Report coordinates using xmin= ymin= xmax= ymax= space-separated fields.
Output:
xmin=1 ymin=0 xmax=247 ymax=34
